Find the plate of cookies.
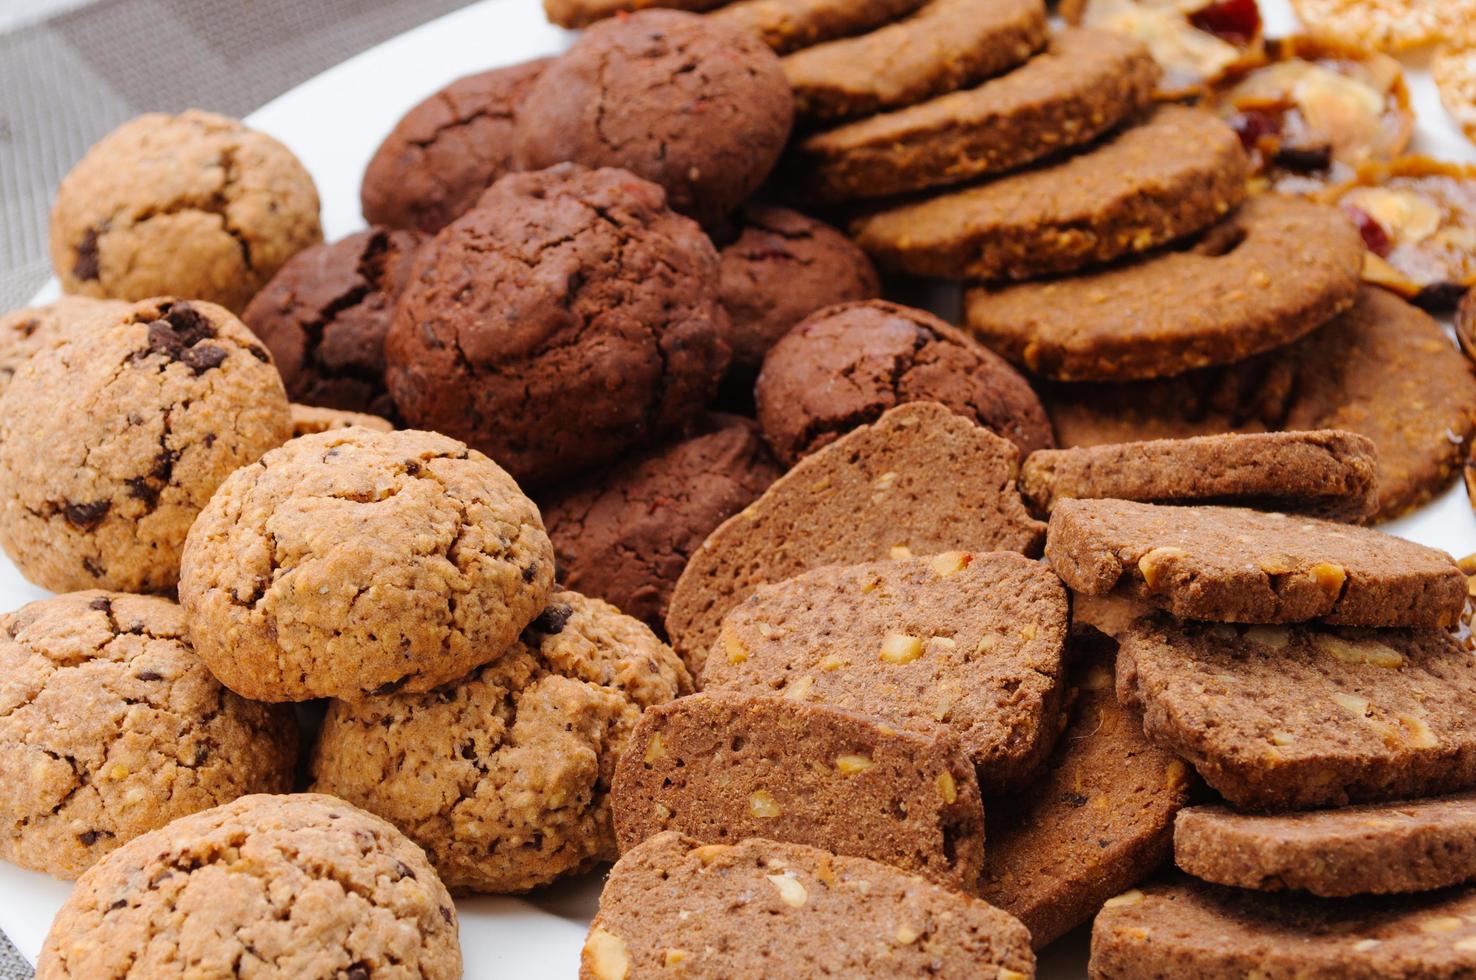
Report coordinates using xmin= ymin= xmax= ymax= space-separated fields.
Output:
xmin=7 ymin=0 xmax=1476 ymax=976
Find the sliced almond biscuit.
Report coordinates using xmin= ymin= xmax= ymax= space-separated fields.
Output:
xmin=851 ymin=105 xmax=1248 ymax=281
xmin=1117 ymin=618 xmax=1476 ymax=811
xmin=611 ymin=691 xmax=985 ymax=892
xmin=700 ymin=551 xmax=1068 ymax=792
xmin=1176 ymin=793 xmax=1476 ymax=897
xmin=665 ymin=401 xmax=1045 ymax=672
xmin=583 ymin=832 xmax=1034 ymax=980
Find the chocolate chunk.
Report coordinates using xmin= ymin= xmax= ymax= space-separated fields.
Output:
xmin=181 ymin=344 xmax=228 ymax=374
xmin=164 ymin=304 xmax=215 ymax=345
xmin=88 ymin=597 xmax=112 ymax=612
xmin=526 ymin=602 xmax=573 ymax=637
xmin=77 ymin=829 xmax=113 ymax=846
xmin=72 ymin=228 xmax=101 ymax=281
xmin=125 ymin=477 xmax=161 ymax=508
xmin=346 ymin=964 xmax=370 ymax=980
xmin=136 ymin=671 xmax=162 ymax=681
xmin=63 ymin=500 xmax=111 ymax=529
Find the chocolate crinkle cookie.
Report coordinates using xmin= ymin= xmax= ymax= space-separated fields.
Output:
xmin=718 ymin=205 xmax=880 ymax=368
xmin=36 ymin=793 xmax=462 ymax=979
xmin=385 ymin=164 xmax=730 ymax=488
xmin=361 ymin=58 xmax=551 ymax=234
xmin=242 ymin=227 xmax=422 ymax=419
xmin=514 ymin=10 xmax=794 ymax=228
xmin=755 ymin=299 xmax=1055 ymax=466
xmin=540 ymin=414 xmax=782 ymax=633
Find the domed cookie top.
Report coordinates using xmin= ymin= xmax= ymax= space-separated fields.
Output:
xmin=0 ymin=296 xmax=129 ymax=397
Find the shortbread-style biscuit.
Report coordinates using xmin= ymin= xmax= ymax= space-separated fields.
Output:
xmin=782 ymin=0 xmax=1048 ymax=121
xmin=0 ymin=592 xmax=296 ymax=880
xmin=710 ymin=0 xmax=927 ymax=54
xmin=1090 ymin=875 xmax=1476 ymax=980
xmin=289 ymin=404 xmax=394 ymax=438
xmin=790 ymin=28 xmax=1158 ymax=203
xmin=544 ymin=0 xmax=721 ymax=28
xmin=852 ymin=105 xmax=1248 ymax=280
xmin=1175 ymin=794 xmax=1476 ymax=897
xmin=665 ymin=402 xmax=1045 ymax=670
xmin=1046 ymin=287 xmax=1476 ymax=521
xmin=612 ymin=692 xmax=985 ymax=892
xmin=36 ymin=793 xmax=461 ymax=980
xmin=1020 ymin=431 xmax=1381 ymax=523
xmin=0 ymin=298 xmax=291 ymax=594
xmin=541 ymin=415 xmax=782 ymax=638
xmin=311 ymin=591 xmax=689 ymax=893
xmin=980 ymin=635 xmax=1193 ymax=949
xmin=584 ymin=833 xmax=1035 ymax=979
xmin=1046 ymin=498 xmax=1465 ymax=628
xmin=701 ymin=551 xmax=1067 ymax=792
xmin=964 ymin=196 xmax=1364 ymax=381
xmin=178 ymin=427 xmax=555 ymax=702
xmin=1117 ymin=618 xmax=1476 ymax=810
xmin=0 ymin=296 xmax=128 ymax=396
xmin=755 ymin=300 xmax=1054 ymax=466
xmin=1289 ymin=0 xmax=1473 ymax=53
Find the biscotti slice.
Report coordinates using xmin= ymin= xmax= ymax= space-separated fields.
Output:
xmin=1175 ymin=794 xmax=1476 ymax=898
xmin=790 ymin=28 xmax=1159 ymax=203
xmin=1090 ymin=875 xmax=1476 ymax=980
xmin=583 ymin=832 xmax=1035 ymax=979
xmin=1046 ymin=499 xmax=1465 ymax=628
xmin=666 ymin=401 xmax=1045 ymax=670
xmin=700 ymin=551 xmax=1068 ymax=792
xmin=979 ymin=633 xmax=1192 ymax=949
xmin=709 ymin=0 xmax=927 ymax=54
xmin=851 ymin=104 xmax=1247 ymax=281
xmin=1020 ymin=431 xmax=1380 ymax=523
xmin=1117 ymin=618 xmax=1476 ymax=811
xmin=611 ymin=691 xmax=985 ymax=892
xmin=782 ymin=0 xmax=1048 ymax=121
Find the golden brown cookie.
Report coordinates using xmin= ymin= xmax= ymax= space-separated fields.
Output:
xmin=0 ymin=298 xmax=292 ymax=594
xmin=1289 ymin=0 xmax=1474 ymax=53
xmin=49 ymin=110 xmax=322 ymax=313
xmin=289 ymin=403 xmax=394 ymax=438
xmin=0 ymin=297 xmax=128 ymax=397
xmin=709 ymin=0 xmax=927 ymax=54
xmin=178 ymin=427 xmax=555 ymax=702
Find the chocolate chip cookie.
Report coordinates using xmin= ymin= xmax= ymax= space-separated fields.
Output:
xmin=0 ymin=296 xmax=128 ymax=397
xmin=385 ymin=164 xmax=729 ymax=488
xmin=515 ymin=11 xmax=793 ymax=228
xmin=49 ymin=110 xmax=322 ymax=313
xmin=754 ymin=300 xmax=1054 ymax=466
xmin=0 ymin=298 xmax=292 ymax=594
xmin=177 ymin=427 xmax=555 ymax=702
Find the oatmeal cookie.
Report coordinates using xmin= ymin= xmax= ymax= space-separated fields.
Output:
xmin=0 ymin=297 xmax=128 ymax=397
xmin=289 ymin=404 xmax=394 ymax=438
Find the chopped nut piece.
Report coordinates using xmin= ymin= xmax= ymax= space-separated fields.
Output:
xmin=1309 ymin=561 xmax=1348 ymax=594
xmin=1421 ymin=916 xmax=1464 ymax=934
xmin=1164 ymin=758 xmax=1189 ymax=791
xmin=890 ymin=544 xmax=913 ymax=560
xmin=749 ymin=790 xmax=781 ymax=818
xmin=879 ymin=633 xmax=925 ymax=664
xmin=766 ymin=872 xmax=809 ymax=907
xmin=936 ymin=771 xmax=958 ymax=804
xmin=690 ymin=844 xmax=733 ymax=865
xmin=784 ymin=675 xmax=815 ymax=700
xmin=584 ymin=927 xmax=631 ymax=980
xmin=836 ymin=753 xmax=875 ymax=775
xmin=1331 ymin=691 xmax=1372 ymax=715
xmin=894 ymin=924 xmax=920 ymax=945
xmin=1245 ymin=625 xmax=1291 ymax=650
xmin=1138 ymin=547 xmax=1190 ymax=587
xmin=1103 ymin=888 xmax=1145 ymax=909
xmin=1020 ymin=624 xmax=1037 ymax=641
xmin=929 ymin=551 xmax=972 ymax=578
xmin=1398 ymin=714 xmax=1438 ymax=748
xmin=818 ymin=653 xmax=848 ymax=671
xmin=1269 ymin=729 xmax=1295 ymax=746
xmin=663 ymin=949 xmax=690 ymax=968
xmin=1315 ymin=633 xmax=1405 ymax=668
xmin=723 ymin=628 xmax=749 ymax=666
xmin=758 ymin=622 xmax=786 ymax=641
xmin=644 ymin=733 xmax=667 ymax=764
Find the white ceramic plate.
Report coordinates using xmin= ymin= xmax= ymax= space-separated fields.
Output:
xmin=4 ymin=0 xmax=1476 ymax=974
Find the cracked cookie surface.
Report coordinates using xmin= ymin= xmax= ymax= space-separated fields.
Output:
xmin=244 ymin=227 xmax=423 ymax=419
xmin=290 ymin=404 xmax=394 ymax=439
xmin=36 ymin=793 xmax=461 ymax=979
xmin=0 ymin=298 xmax=292 ymax=594
xmin=178 ymin=426 xmax=554 ymax=702
xmin=49 ymin=110 xmax=322 ymax=313
xmin=0 ymin=296 xmax=129 ymax=397
xmin=0 ymin=591 xmax=297 ymax=880
xmin=514 ymin=10 xmax=793 ymax=229
xmin=311 ymin=590 xmax=690 ymax=893
xmin=385 ymin=164 xmax=729 ymax=488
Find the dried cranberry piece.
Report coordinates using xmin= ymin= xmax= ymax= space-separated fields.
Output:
xmin=1229 ymin=109 xmax=1281 ymax=152
xmin=1190 ymin=0 xmax=1262 ymax=46
xmin=1341 ymin=205 xmax=1392 ymax=258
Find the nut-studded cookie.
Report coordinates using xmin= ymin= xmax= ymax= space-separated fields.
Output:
xmin=1090 ymin=875 xmax=1476 ymax=980
xmin=0 ymin=592 xmax=296 ymax=880
xmin=963 ymin=195 xmax=1364 ymax=382
xmin=178 ymin=427 xmax=555 ymax=702
xmin=1289 ymin=0 xmax=1473 ymax=53
xmin=36 ymin=793 xmax=461 ymax=980
xmin=700 ymin=551 xmax=1068 ymax=792
xmin=0 ymin=298 xmax=291 ymax=594
xmin=1046 ymin=498 xmax=1466 ymax=628
xmin=852 ymin=105 xmax=1248 ymax=281
xmin=311 ymin=591 xmax=689 ymax=893
xmin=583 ymin=832 xmax=1035 ymax=980
xmin=1062 ymin=0 xmax=1263 ymax=99
xmin=980 ymin=635 xmax=1193 ymax=949
xmin=1175 ymin=794 xmax=1476 ymax=897
xmin=1117 ymin=618 xmax=1476 ymax=810
xmin=1020 ymin=430 xmax=1380 ymax=523
xmin=755 ymin=300 xmax=1054 ymax=466
xmin=289 ymin=404 xmax=394 ymax=438
xmin=0 ymin=296 xmax=128 ymax=397
xmin=360 ymin=58 xmax=550 ymax=235
xmin=709 ymin=0 xmax=927 ymax=54
xmin=788 ymin=28 xmax=1159 ymax=204
xmin=782 ymin=0 xmax=1047 ymax=122
xmin=665 ymin=402 xmax=1045 ymax=670
xmin=612 ymin=692 xmax=985 ymax=892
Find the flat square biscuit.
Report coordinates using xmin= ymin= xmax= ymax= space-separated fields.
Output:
xmin=1117 ymin=618 xmax=1476 ymax=811
xmin=1046 ymin=498 xmax=1465 ymax=628
xmin=700 ymin=551 xmax=1068 ymax=792
xmin=583 ymin=833 xmax=1034 ymax=979
xmin=665 ymin=401 xmax=1045 ymax=670
xmin=611 ymin=691 xmax=985 ymax=892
